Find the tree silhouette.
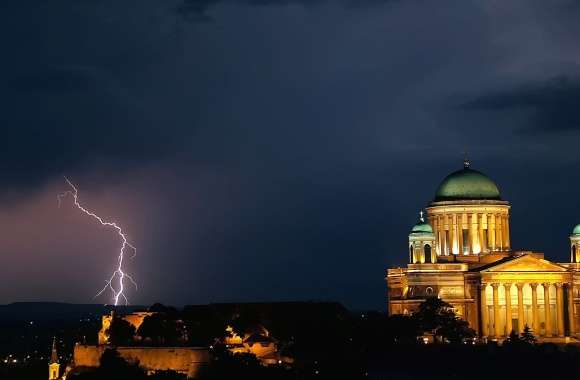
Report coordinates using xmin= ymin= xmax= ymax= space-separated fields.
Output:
xmin=106 ymin=317 xmax=136 ymax=346
xmin=69 ymin=349 xmax=146 ymax=380
xmin=503 ymin=329 xmax=527 ymax=350
xmin=520 ymin=325 xmax=537 ymax=345
xmin=137 ymin=313 xmax=181 ymax=345
xmin=413 ymin=297 xmax=475 ymax=343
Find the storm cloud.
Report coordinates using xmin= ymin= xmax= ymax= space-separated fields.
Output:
xmin=460 ymin=76 xmax=580 ymax=134
xmin=0 ymin=0 xmax=580 ymax=309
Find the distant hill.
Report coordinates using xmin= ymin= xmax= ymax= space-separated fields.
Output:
xmin=0 ymin=302 xmax=146 ymax=322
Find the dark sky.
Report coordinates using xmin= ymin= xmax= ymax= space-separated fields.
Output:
xmin=1 ymin=0 xmax=580 ymax=310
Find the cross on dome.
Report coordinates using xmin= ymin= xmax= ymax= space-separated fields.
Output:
xmin=463 ymin=150 xmax=470 ymax=168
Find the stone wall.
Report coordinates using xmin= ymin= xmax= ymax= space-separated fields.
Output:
xmin=73 ymin=345 xmax=210 ymax=378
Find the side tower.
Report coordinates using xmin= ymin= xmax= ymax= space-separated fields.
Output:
xmin=571 ymin=224 xmax=580 ymax=263
xmin=426 ymin=159 xmax=511 ymax=261
xmin=409 ymin=211 xmax=437 ymax=264
xmin=48 ymin=337 xmax=60 ymax=380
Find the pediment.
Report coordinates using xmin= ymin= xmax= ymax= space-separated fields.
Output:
xmin=480 ymin=254 xmax=568 ymax=273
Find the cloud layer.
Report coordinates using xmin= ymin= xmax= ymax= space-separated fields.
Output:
xmin=1 ymin=0 xmax=580 ymax=309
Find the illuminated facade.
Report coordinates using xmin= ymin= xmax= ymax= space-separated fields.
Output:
xmin=387 ymin=159 xmax=580 ymax=341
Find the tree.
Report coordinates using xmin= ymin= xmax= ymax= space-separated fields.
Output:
xmin=106 ymin=316 xmax=136 ymax=346
xmin=414 ymin=297 xmax=456 ymax=333
xmin=198 ymin=345 xmax=269 ymax=380
xmin=69 ymin=349 xmax=146 ymax=380
xmin=229 ymin=312 xmax=261 ymax=338
xmin=506 ymin=330 xmax=521 ymax=343
xmin=99 ymin=348 xmax=146 ymax=380
xmin=137 ymin=313 xmax=182 ymax=345
xmin=413 ymin=297 xmax=475 ymax=344
xmin=437 ymin=317 xmax=475 ymax=344
xmin=503 ymin=329 xmax=525 ymax=349
xmin=520 ymin=325 xmax=537 ymax=345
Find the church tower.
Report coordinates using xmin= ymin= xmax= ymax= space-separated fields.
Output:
xmin=48 ymin=337 xmax=60 ymax=380
xmin=408 ymin=211 xmax=436 ymax=264
xmin=570 ymin=224 xmax=580 ymax=263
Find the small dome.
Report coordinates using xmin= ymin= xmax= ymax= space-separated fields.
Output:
xmin=411 ymin=221 xmax=433 ymax=234
xmin=435 ymin=166 xmax=501 ymax=201
xmin=573 ymin=224 xmax=580 ymax=235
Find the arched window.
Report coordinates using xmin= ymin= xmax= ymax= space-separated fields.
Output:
xmin=574 ymin=245 xmax=577 ymax=263
xmin=424 ymin=244 xmax=432 ymax=263
xmin=409 ymin=245 xmax=414 ymax=263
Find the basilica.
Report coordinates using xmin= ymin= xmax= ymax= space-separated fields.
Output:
xmin=386 ymin=159 xmax=580 ymax=341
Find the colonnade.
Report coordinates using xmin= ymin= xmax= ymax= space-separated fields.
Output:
xmin=479 ymin=282 xmax=575 ymax=339
xmin=431 ymin=211 xmax=510 ymax=256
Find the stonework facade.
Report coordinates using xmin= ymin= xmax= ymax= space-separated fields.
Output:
xmin=387 ymin=160 xmax=580 ymax=341
xmin=72 ymin=345 xmax=209 ymax=378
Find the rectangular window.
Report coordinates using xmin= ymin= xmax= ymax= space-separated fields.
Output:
xmin=462 ymin=229 xmax=469 ymax=254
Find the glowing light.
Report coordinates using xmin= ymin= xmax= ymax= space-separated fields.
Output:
xmin=58 ymin=177 xmax=137 ymax=306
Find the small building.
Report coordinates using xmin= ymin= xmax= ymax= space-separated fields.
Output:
xmin=225 ymin=325 xmax=293 ymax=366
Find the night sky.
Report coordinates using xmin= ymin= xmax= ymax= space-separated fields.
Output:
xmin=1 ymin=0 xmax=580 ymax=310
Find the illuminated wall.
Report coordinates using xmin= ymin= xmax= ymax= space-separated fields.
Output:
xmin=73 ymin=345 xmax=209 ymax=378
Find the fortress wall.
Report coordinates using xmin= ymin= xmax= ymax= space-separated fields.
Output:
xmin=73 ymin=345 xmax=210 ymax=378
xmin=74 ymin=345 xmax=104 ymax=367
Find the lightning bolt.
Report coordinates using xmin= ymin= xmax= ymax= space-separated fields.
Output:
xmin=58 ymin=177 xmax=137 ymax=306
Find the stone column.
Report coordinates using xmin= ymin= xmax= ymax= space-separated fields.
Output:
xmin=492 ymin=283 xmax=501 ymax=338
xmin=531 ymin=283 xmax=539 ymax=334
xmin=504 ymin=283 xmax=512 ymax=334
xmin=556 ymin=283 xmax=565 ymax=337
xmin=450 ymin=214 xmax=456 ymax=255
xmin=567 ymin=285 xmax=575 ymax=336
xmin=470 ymin=213 xmax=476 ymax=254
xmin=496 ymin=214 xmax=503 ymax=251
xmin=440 ymin=215 xmax=446 ymax=255
xmin=458 ymin=214 xmax=464 ymax=255
xmin=516 ymin=283 xmax=525 ymax=333
xmin=478 ymin=214 xmax=485 ymax=253
xmin=489 ymin=214 xmax=496 ymax=251
xmin=543 ymin=283 xmax=552 ymax=337
xmin=504 ymin=215 xmax=510 ymax=250
xmin=500 ymin=214 xmax=505 ymax=250
xmin=438 ymin=215 xmax=444 ymax=255
xmin=480 ymin=284 xmax=489 ymax=337
xmin=432 ymin=217 xmax=438 ymax=255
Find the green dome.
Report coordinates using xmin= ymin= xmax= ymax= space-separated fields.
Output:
xmin=435 ymin=167 xmax=501 ymax=201
xmin=573 ymin=224 xmax=580 ymax=235
xmin=411 ymin=222 xmax=433 ymax=234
